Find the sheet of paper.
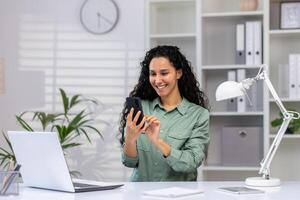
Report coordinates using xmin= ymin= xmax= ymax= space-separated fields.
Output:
xmin=143 ymin=187 xmax=203 ymax=198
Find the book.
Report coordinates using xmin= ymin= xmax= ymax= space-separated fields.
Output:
xmin=218 ymin=186 xmax=264 ymax=195
xmin=227 ymin=70 xmax=237 ymax=111
xmin=143 ymin=187 xmax=203 ymax=198
xmin=237 ymin=69 xmax=246 ymax=112
xmin=236 ymin=24 xmax=245 ymax=64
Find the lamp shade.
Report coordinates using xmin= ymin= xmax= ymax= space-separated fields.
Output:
xmin=215 ymin=81 xmax=244 ymax=101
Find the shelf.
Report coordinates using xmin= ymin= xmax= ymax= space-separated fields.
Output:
xmin=202 ymin=166 xmax=260 ymax=171
xmin=270 ymin=29 xmax=300 ymax=36
xmin=202 ymin=65 xmax=261 ymax=70
xmin=210 ymin=112 xmax=264 ymax=116
xmin=269 ymin=134 xmax=300 ymax=139
xmin=269 ymin=98 xmax=300 ymax=102
xmin=202 ymin=11 xmax=264 ymax=18
xmin=149 ymin=33 xmax=196 ymax=38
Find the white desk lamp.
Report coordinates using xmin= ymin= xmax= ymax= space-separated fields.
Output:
xmin=215 ymin=64 xmax=300 ymax=187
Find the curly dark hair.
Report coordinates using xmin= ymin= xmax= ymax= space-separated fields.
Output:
xmin=119 ymin=45 xmax=209 ymax=144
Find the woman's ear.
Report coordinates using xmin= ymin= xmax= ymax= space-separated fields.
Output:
xmin=176 ymin=69 xmax=183 ymax=79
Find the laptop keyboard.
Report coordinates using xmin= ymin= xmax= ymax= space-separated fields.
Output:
xmin=74 ymin=182 xmax=97 ymax=188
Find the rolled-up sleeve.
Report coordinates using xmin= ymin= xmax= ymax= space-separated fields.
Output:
xmin=122 ymin=150 xmax=139 ymax=168
xmin=166 ymin=110 xmax=209 ymax=172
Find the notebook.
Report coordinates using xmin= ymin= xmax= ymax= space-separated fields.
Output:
xmin=7 ymin=131 xmax=123 ymax=193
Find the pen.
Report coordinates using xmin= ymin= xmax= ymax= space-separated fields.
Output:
xmin=0 ymin=164 xmax=21 ymax=195
xmin=1 ymin=160 xmax=14 ymax=190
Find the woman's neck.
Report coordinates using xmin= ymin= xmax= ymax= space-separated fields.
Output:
xmin=160 ymin=91 xmax=182 ymax=111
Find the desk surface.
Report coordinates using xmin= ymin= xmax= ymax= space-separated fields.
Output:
xmin=3 ymin=181 xmax=300 ymax=200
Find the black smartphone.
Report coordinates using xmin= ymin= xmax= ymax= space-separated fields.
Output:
xmin=125 ymin=97 xmax=144 ymax=126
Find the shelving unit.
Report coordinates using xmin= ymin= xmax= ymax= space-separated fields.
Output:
xmin=200 ymin=0 xmax=265 ymax=181
xmin=268 ymin=0 xmax=300 ymax=181
xmin=146 ymin=0 xmax=300 ymax=181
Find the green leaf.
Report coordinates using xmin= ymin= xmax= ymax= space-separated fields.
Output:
xmin=70 ymin=94 xmax=81 ymax=108
xmin=3 ymin=133 xmax=14 ymax=154
xmin=79 ymin=128 xmax=91 ymax=143
xmin=70 ymin=170 xmax=81 ymax=178
xmin=62 ymin=142 xmax=81 ymax=149
xmin=271 ymin=118 xmax=283 ymax=127
xmin=85 ymin=125 xmax=103 ymax=139
xmin=60 ymin=88 xmax=69 ymax=115
xmin=16 ymin=115 xmax=34 ymax=131
xmin=0 ymin=132 xmax=15 ymax=168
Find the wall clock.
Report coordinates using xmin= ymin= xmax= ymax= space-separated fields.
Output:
xmin=80 ymin=0 xmax=119 ymax=34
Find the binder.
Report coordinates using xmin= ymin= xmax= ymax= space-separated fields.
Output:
xmin=237 ymin=69 xmax=246 ymax=112
xmin=253 ymin=21 xmax=262 ymax=65
xmin=227 ymin=70 xmax=237 ymax=111
xmin=245 ymin=22 xmax=254 ymax=65
xmin=289 ymin=54 xmax=297 ymax=98
xmin=235 ymin=24 xmax=245 ymax=64
xmin=246 ymin=79 xmax=263 ymax=111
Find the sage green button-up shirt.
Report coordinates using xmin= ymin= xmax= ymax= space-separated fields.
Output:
xmin=122 ymin=97 xmax=209 ymax=181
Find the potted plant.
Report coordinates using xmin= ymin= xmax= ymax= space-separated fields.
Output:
xmin=271 ymin=110 xmax=300 ymax=134
xmin=0 ymin=88 xmax=102 ymax=171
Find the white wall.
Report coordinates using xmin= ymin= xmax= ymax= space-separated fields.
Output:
xmin=0 ymin=0 xmax=145 ymax=181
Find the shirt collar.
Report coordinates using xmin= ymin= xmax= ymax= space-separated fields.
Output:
xmin=151 ymin=97 xmax=189 ymax=116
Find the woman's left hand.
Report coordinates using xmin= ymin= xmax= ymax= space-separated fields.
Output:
xmin=144 ymin=116 xmax=161 ymax=144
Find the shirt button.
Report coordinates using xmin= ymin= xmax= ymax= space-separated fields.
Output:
xmin=154 ymin=162 xmax=158 ymax=166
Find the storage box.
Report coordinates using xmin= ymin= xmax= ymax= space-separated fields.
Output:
xmin=221 ymin=126 xmax=263 ymax=166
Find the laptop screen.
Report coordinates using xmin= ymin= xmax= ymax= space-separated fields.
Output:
xmin=8 ymin=131 xmax=75 ymax=192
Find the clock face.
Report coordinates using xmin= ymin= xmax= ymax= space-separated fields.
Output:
xmin=80 ymin=0 xmax=119 ymax=34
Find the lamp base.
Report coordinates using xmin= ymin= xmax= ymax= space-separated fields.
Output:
xmin=245 ymin=177 xmax=281 ymax=187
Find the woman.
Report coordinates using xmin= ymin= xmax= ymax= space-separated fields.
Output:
xmin=119 ymin=45 xmax=210 ymax=181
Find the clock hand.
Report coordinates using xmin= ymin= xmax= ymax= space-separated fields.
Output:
xmin=97 ymin=12 xmax=101 ymax=28
xmin=100 ymin=14 xmax=113 ymax=25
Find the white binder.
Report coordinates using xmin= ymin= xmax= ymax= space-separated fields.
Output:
xmin=253 ymin=21 xmax=262 ymax=65
xmin=237 ymin=69 xmax=246 ymax=112
xmin=236 ymin=24 xmax=245 ymax=64
xmin=289 ymin=54 xmax=297 ymax=98
xmin=227 ymin=70 xmax=237 ymax=111
xmin=246 ymin=22 xmax=254 ymax=65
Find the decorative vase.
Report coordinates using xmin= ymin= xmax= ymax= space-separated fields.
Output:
xmin=240 ymin=0 xmax=258 ymax=11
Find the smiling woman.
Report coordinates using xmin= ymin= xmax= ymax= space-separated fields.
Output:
xmin=119 ymin=45 xmax=210 ymax=182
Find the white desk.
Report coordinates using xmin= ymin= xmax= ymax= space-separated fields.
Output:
xmin=3 ymin=182 xmax=299 ymax=200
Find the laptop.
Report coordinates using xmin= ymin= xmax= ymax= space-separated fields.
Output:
xmin=7 ymin=131 xmax=123 ymax=193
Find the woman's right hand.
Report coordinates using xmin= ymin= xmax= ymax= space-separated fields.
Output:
xmin=125 ymin=108 xmax=147 ymax=144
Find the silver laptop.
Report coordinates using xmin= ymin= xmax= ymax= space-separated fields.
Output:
xmin=8 ymin=131 xmax=123 ymax=193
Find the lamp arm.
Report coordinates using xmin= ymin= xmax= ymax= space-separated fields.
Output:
xmin=262 ymin=71 xmax=288 ymax=115
xmin=259 ymin=116 xmax=292 ymax=179
xmin=258 ymin=70 xmax=293 ymax=179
